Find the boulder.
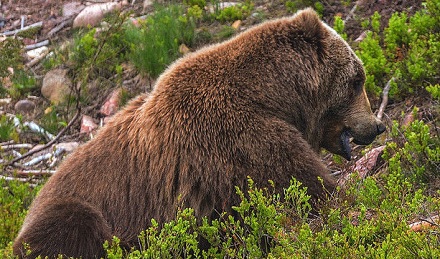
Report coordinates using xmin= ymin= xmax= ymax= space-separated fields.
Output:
xmin=41 ymin=69 xmax=72 ymax=104
xmin=73 ymin=2 xmax=122 ymax=28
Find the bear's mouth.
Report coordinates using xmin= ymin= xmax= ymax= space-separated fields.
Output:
xmin=340 ymin=130 xmax=352 ymax=161
xmin=340 ymin=129 xmax=377 ymax=161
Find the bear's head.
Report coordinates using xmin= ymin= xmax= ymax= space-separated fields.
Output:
xmin=306 ymin=12 xmax=386 ymax=160
xmin=268 ymin=9 xmax=386 ymax=160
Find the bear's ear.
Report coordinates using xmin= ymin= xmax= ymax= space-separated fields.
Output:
xmin=293 ymin=8 xmax=327 ymax=43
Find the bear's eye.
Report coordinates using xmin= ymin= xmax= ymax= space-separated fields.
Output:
xmin=352 ymin=78 xmax=364 ymax=93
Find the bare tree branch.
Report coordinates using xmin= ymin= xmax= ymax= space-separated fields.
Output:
xmin=6 ymin=110 xmax=80 ymax=167
xmin=377 ymin=77 xmax=394 ymax=120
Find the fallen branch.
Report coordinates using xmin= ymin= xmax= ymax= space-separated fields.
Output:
xmin=11 ymin=115 xmax=55 ymax=141
xmin=11 ymin=150 xmax=23 ymax=158
xmin=0 ymin=143 xmax=33 ymax=150
xmin=410 ymin=215 xmax=440 ymax=232
xmin=0 ymin=140 xmax=15 ymax=146
xmin=24 ymin=40 xmax=49 ymax=50
xmin=344 ymin=3 xmax=358 ymax=22
xmin=23 ymin=147 xmax=65 ymax=167
xmin=25 ymin=48 xmax=50 ymax=68
xmin=10 ymin=170 xmax=56 ymax=177
xmin=0 ymin=175 xmax=30 ymax=182
xmin=377 ymin=77 xmax=394 ymax=120
xmin=7 ymin=110 xmax=81 ymax=167
xmin=0 ymin=21 xmax=43 ymax=37
xmin=47 ymin=17 xmax=74 ymax=38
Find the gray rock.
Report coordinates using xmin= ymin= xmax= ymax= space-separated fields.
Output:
xmin=55 ymin=142 xmax=80 ymax=153
xmin=14 ymin=99 xmax=36 ymax=114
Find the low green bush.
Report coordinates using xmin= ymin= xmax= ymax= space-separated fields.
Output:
xmin=0 ymin=38 xmax=36 ymax=99
xmin=215 ymin=1 xmax=254 ymax=22
xmin=0 ymin=115 xmax=19 ymax=142
xmin=0 ymin=179 xmax=41 ymax=251
xmin=354 ymin=0 xmax=440 ymax=99
xmin=125 ymin=4 xmax=196 ymax=79
xmin=285 ymin=1 xmax=324 ymax=16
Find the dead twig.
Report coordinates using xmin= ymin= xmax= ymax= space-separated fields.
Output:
xmin=0 ymin=143 xmax=33 ymax=150
xmin=0 ymin=175 xmax=30 ymax=182
xmin=377 ymin=77 xmax=394 ymax=120
xmin=409 ymin=215 xmax=440 ymax=232
xmin=11 ymin=170 xmax=56 ymax=177
xmin=25 ymin=48 xmax=50 ymax=68
xmin=7 ymin=110 xmax=81 ymax=167
xmin=47 ymin=17 xmax=74 ymax=38
xmin=0 ymin=21 xmax=43 ymax=37
xmin=23 ymin=147 xmax=65 ymax=167
xmin=344 ymin=3 xmax=358 ymax=22
xmin=10 ymin=115 xmax=55 ymax=141
xmin=24 ymin=40 xmax=49 ymax=50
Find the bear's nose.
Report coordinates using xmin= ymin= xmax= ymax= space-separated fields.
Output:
xmin=376 ymin=121 xmax=386 ymax=135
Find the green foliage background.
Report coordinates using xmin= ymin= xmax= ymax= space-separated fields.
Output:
xmin=0 ymin=0 xmax=439 ymax=258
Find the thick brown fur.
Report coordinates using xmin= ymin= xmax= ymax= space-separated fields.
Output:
xmin=13 ymin=8 xmax=384 ymax=258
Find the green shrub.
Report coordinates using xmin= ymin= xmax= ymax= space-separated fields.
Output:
xmin=215 ymin=1 xmax=254 ymax=22
xmin=8 ymin=70 xmax=37 ymax=99
xmin=39 ymin=106 xmax=68 ymax=135
xmin=0 ymin=38 xmax=23 ymax=79
xmin=285 ymin=0 xmax=324 ymax=15
xmin=0 ymin=179 xmax=41 ymax=250
xmin=0 ymin=38 xmax=37 ymax=99
xmin=356 ymin=1 xmax=440 ymax=98
xmin=184 ymin=0 xmax=206 ymax=9
xmin=426 ymin=84 xmax=440 ymax=100
xmin=41 ymin=11 xmax=129 ymax=111
xmin=0 ymin=115 xmax=19 ymax=142
xmin=356 ymin=30 xmax=389 ymax=95
xmin=125 ymin=4 xmax=196 ymax=79
xmin=333 ymin=15 xmax=347 ymax=40
xmin=71 ymin=13 xmax=129 ymax=82
xmin=383 ymin=109 xmax=440 ymax=183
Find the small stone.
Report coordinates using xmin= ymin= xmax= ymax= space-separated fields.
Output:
xmin=80 ymin=115 xmax=98 ymax=134
xmin=179 ymin=44 xmax=190 ymax=55
xmin=100 ymin=89 xmax=121 ymax=117
xmin=143 ymin=0 xmax=154 ymax=12
xmin=27 ymin=46 xmax=48 ymax=59
xmin=232 ymin=20 xmax=241 ymax=30
xmin=403 ymin=112 xmax=414 ymax=126
xmin=14 ymin=99 xmax=36 ymax=114
xmin=41 ymin=69 xmax=72 ymax=104
xmin=0 ymin=98 xmax=12 ymax=106
xmin=55 ymin=142 xmax=80 ymax=153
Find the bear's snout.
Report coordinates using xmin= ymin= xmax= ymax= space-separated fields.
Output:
xmin=377 ymin=121 xmax=386 ymax=135
xmin=351 ymin=118 xmax=386 ymax=146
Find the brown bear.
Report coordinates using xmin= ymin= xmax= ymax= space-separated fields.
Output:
xmin=13 ymin=8 xmax=385 ymax=258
